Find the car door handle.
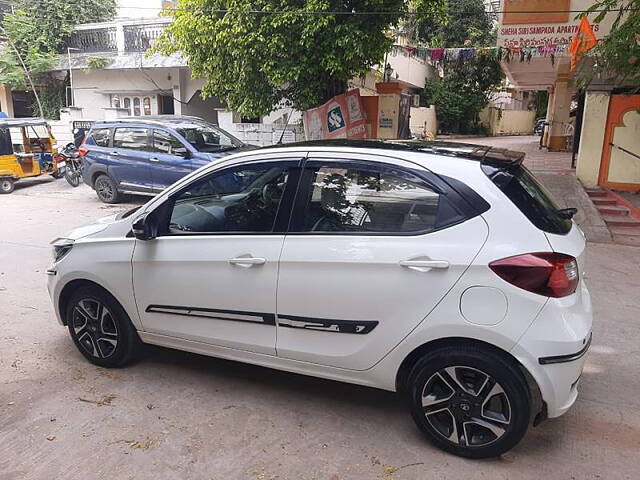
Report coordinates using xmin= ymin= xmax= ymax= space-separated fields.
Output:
xmin=149 ymin=157 xmax=160 ymax=162
xmin=110 ymin=151 xmax=119 ymax=156
xmin=229 ymin=256 xmax=267 ymax=267
xmin=399 ymin=259 xmax=450 ymax=272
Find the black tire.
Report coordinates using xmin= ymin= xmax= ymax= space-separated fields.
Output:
xmin=65 ymin=163 xmax=81 ymax=187
xmin=0 ymin=177 xmax=14 ymax=194
xmin=51 ymin=170 xmax=65 ymax=179
xmin=65 ymin=285 xmax=141 ymax=368
xmin=406 ymin=345 xmax=531 ymax=459
xmin=94 ymin=174 xmax=121 ymax=203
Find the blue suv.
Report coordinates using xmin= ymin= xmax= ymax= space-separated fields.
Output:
xmin=80 ymin=116 xmax=251 ymax=203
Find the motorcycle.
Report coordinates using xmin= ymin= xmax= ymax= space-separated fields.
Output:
xmin=55 ymin=142 xmax=82 ymax=187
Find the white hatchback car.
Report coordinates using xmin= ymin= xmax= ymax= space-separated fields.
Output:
xmin=48 ymin=141 xmax=592 ymax=458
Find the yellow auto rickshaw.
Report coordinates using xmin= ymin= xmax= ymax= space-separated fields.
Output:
xmin=0 ymin=118 xmax=63 ymax=194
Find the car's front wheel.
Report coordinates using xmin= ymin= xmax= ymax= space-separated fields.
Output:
xmin=94 ymin=174 xmax=121 ymax=203
xmin=65 ymin=285 xmax=140 ymax=367
xmin=407 ymin=345 xmax=531 ymax=458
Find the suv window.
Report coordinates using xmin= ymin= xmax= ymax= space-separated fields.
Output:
xmin=482 ymin=164 xmax=572 ymax=235
xmin=153 ymin=129 xmax=189 ymax=157
xmin=87 ymin=128 xmax=110 ymax=147
xmin=167 ymin=164 xmax=289 ymax=234
xmin=113 ymin=128 xmax=149 ymax=150
xmin=296 ymin=164 xmax=443 ymax=233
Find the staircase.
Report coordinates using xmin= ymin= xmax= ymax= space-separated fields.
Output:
xmin=586 ymin=189 xmax=640 ymax=246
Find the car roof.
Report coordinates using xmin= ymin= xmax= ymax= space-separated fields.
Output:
xmin=92 ymin=115 xmax=211 ymax=128
xmin=264 ymin=139 xmax=525 ymax=166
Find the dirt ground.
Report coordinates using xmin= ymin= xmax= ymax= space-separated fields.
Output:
xmin=1 ymin=173 xmax=640 ymax=480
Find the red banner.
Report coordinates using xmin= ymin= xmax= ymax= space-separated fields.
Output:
xmin=303 ymin=89 xmax=368 ymax=140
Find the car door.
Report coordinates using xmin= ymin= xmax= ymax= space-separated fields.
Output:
xmin=109 ymin=127 xmax=152 ymax=192
xmin=150 ymin=129 xmax=194 ymax=192
xmin=275 ymin=153 xmax=489 ymax=370
xmin=132 ymin=155 xmax=303 ymax=354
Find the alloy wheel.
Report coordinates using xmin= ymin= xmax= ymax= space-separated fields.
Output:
xmin=71 ymin=298 xmax=119 ymax=358
xmin=422 ymin=366 xmax=512 ymax=447
xmin=96 ymin=177 xmax=114 ymax=202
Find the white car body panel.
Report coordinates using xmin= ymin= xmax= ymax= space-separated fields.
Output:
xmin=132 ymin=235 xmax=284 ymax=355
xmin=276 ymin=215 xmax=489 ymax=370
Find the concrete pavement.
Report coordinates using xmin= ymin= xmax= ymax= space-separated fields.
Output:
xmin=1 ymin=171 xmax=639 ymax=479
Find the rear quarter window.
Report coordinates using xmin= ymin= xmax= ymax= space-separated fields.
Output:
xmin=86 ymin=128 xmax=111 ymax=147
xmin=482 ymin=164 xmax=572 ymax=235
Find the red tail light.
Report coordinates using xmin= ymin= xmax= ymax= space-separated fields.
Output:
xmin=78 ymin=145 xmax=89 ymax=157
xmin=489 ymin=253 xmax=579 ymax=298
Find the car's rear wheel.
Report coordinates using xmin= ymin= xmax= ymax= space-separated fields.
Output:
xmin=94 ymin=174 xmax=121 ymax=203
xmin=65 ymin=285 xmax=140 ymax=367
xmin=407 ymin=345 xmax=531 ymax=458
xmin=0 ymin=177 xmax=15 ymax=194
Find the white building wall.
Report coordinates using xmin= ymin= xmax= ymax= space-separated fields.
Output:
xmin=72 ymin=67 xmax=182 ymax=119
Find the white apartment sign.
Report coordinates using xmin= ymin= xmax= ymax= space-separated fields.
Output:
xmin=497 ymin=0 xmax=616 ymax=48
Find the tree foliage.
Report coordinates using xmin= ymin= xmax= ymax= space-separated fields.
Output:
xmin=415 ymin=0 xmax=495 ymax=47
xmin=0 ymin=0 xmax=117 ymax=118
xmin=578 ymin=0 xmax=640 ymax=88
xmin=417 ymin=0 xmax=502 ymax=134
xmin=157 ymin=0 xmax=446 ymax=116
xmin=422 ymin=53 xmax=503 ymax=133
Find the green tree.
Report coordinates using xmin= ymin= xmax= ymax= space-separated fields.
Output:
xmin=422 ymin=53 xmax=503 ymax=133
xmin=0 ymin=0 xmax=117 ymax=118
xmin=416 ymin=0 xmax=495 ymax=47
xmin=578 ymin=0 xmax=640 ymax=87
xmin=157 ymin=0 xmax=446 ymax=117
xmin=417 ymin=0 xmax=502 ymax=134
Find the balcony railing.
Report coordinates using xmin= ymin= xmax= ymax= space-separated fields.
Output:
xmin=60 ymin=27 xmax=117 ymax=53
xmin=59 ymin=18 xmax=172 ymax=55
xmin=123 ymin=23 xmax=168 ymax=53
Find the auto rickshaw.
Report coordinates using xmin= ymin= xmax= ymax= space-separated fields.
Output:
xmin=0 ymin=118 xmax=63 ymax=194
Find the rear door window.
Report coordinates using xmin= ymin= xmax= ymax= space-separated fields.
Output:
xmin=291 ymin=161 xmax=466 ymax=234
xmin=87 ymin=128 xmax=111 ymax=147
xmin=113 ymin=128 xmax=149 ymax=151
xmin=482 ymin=164 xmax=572 ymax=234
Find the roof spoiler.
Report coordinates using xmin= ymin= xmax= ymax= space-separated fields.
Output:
xmin=481 ymin=147 xmax=526 ymax=167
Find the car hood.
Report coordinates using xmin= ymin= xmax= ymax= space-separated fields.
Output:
xmin=64 ymin=214 xmax=118 ymax=240
xmin=192 ymin=144 xmax=257 ymax=166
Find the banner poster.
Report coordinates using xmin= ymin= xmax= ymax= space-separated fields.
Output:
xmin=303 ymin=89 xmax=368 ymax=140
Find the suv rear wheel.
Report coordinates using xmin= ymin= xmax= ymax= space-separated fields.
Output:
xmin=94 ymin=174 xmax=121 ymax=203
xmin=407 ymin=345 xmax=531 ymax=458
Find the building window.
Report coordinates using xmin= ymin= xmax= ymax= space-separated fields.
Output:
xmin=123 ymin=97 xmax=131 ymax=113
xmin=133 ymin=97 xmax=141 ymax=116
xmin=143 ymin=97 xmax=151 ymax=115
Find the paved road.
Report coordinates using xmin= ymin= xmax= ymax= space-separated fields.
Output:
xmin=1 ymin=175 xmax=639 ymax=480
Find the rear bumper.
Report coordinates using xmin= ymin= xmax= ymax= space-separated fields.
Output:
xmin=511 ymin=282 xmax=593 ymax=418
xmin=539 ymin=333 xmax=592 ymax=365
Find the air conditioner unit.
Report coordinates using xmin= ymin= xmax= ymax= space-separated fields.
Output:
xmin=412 ymin=94 xmax=421 ymax=107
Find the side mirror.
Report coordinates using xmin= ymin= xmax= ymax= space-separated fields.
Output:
xmin=132 ymin=214 xmax=157 ymax=240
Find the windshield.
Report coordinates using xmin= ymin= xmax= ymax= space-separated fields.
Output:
xmin=175 ymin=123 xmax=243 ymax=153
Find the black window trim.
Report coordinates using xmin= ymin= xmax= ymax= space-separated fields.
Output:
xmin=155 ymin=158 xmax=305 ymax=237
xmin=287 ymin=157 xmax=475 ymax=237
